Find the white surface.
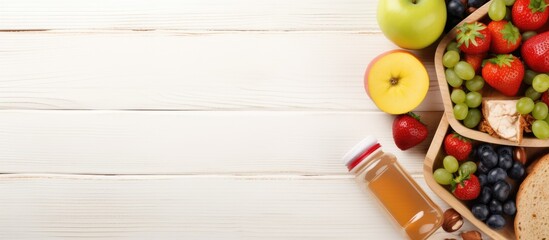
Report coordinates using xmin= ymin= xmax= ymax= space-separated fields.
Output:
xmin=0 ymin=0 xmax=482 ymax=239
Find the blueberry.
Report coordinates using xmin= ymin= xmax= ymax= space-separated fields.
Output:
xmin=498 ymin=154 xmax=513 ymax=170
xmin=497 ymin=146 xmax=513 ymax=158
xmin=480 ymin=149 xmax=499 ymax=169
xmin=478 ymin=186 xmax=492 ymax=204
xmin=478 ymin=162 xmax=491 ymax=175
xmin=503 ymin=200 xmax=516 ymax=216
xmin=477 ymin=144 xmax=494 ymax=157
xmin=508 ymin=161 xmax=525 ymax=180
xmin=448 ymin=0 xmax=466 ymax=18
xmin=492 ymin=180 xmax=511 ymax=202
xmin=471 ymin=203 xmax=490 ymax=221
xmin=486 ymin=214 xmax=506 ymax=229
xmin=478 ymin=173 xmax=488 ymax=187
xmin=468 ymin=0 xmax=486 ymax=8
xmin=487 ymin=168 xmax=507 ymax=184
xmin=489 ymin=199 xmax=503 ymax=214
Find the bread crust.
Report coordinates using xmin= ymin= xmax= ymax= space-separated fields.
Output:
xmin=515 ymin=154 xmax=549 ymax=239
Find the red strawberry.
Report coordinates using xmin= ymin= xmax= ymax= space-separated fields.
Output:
xmin=542 ymin=91 xmax=549 ymax=105
xmin=464 ymin=53 xmax=487 ymax=74
xmin=457 ymin=22 xmax=492 ymax=54
xmin=512 ymin=0 xmax=549 ymax=31
xmin=481 ymin=54 xmax=525 ymax=96
xmin=392 ymin=112 xmax=428 ymax=151
xmin=452 ymin=173 xmax=481 ymax=200
xmin=444 ymin=133 xmax=472 ymax=161
xmin=521 ymin=31 xmax=549 ymax=73
xmin=487 ymin=20 xmax=522 ymax=54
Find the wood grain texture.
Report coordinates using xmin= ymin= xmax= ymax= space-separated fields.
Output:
xmin=0 ymin=0 xmax=471 ymax=238
xmin=0 ymin=111 xmax=442 ymax=175
xmin=0 ymin=0 xmax=377 ymax=31
xmin=0 ymin=32 xmax=442 ymax=111
xmin=0 ymin=174 xmax=481 ymax=239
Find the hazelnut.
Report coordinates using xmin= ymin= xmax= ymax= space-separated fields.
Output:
xmin=442 ymin=208 xmax=463 ymax=232
xmin=514 ymin=147 xmax=527 ymax=165
xmin=460 ymin=230 xmax=482 ymax=240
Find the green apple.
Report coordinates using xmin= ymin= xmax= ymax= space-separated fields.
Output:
xmin=377 ymin=0 xmax=447 ymax=49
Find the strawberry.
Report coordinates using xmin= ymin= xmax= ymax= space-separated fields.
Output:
xmin=521 ymin=31 xmax=549 ymax=73
xmin=481 ymin=54 xmax=525 ymax=96
xmin=444 ymin=133 xmax=472 ymax=161
xmin=392 ymin=112 xmax=428 ymax=150
xmin=452 ymin=173 xmax=481 ymax=200
xmin=512 ymin=0 xmax=549 ymax=31
xmin=487 ymin=20 xmax=522 ymax=54
xmin=464 ymin=53 xmax=487 ymax=74
xmin=457 ymin=22 xmax=492 ymax=54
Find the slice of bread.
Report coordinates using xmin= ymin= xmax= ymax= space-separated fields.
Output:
xmin=515 ymin=154 xmax=549 ymax=239
xmin=481 ymin=99 xmax=523 ymax=143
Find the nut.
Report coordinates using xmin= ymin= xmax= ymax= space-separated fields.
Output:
xmin=514 ymin=147 xmax=528 ymax=165
xmin=460 ymin=230 xmax=482 ymax=240
xmin=442 ymin=208 xmax=463 ymax=232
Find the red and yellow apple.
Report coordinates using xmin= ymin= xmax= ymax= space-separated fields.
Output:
xmin=364 ymin=50 xmax=429 ymax=114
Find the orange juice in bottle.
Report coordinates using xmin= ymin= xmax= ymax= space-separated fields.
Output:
xmin=343 ymin=136 xmax=442 ymax=240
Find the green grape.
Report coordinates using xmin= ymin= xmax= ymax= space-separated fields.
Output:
xmin=522 ymin=31 xmax=537 ymax=41
xmin=524 ymin=70 xmax=539 ymax=85
xmin=489 ymin=0 xmax=506 ymax=21
xmin=446 ymin=41 xmax=460 ymax=53
xmin=459 ymin=161 xmax=478 ymax=175
xmin=443 ymin=50 xmax=460 ymax=68
xmin=465 ymin=91 xmax=482 ymax=108
xmin=466 ymin=75 xmax=485 ymax=91
xmin=463 ymin=108 xmax=482 ymax=128
xmin=433 ymin=168 xmax=453 ymax=185
xmin=443 ymin=155 xmax=459 ymax=173
xmin=451 ymin=89 xmax=466 ymax=104
xmin=525 ymin=86 xmax=542 ymax=101
xmin=532 ymin=120 xmax=549 ymax=139
xmin=517 ymin=97 xmax=535 ymax=114
xmin=533 ymin=74 xmax=549 ymax=93
xmin=446 ymin=69 xmax=463 ymax=87
xmin=454 ymin=103 xmax=469 ymax=120
xmin=454 ymin=61 xmax=475 ymax=80
xmin=504 ymin=0 xmax=516 ymax=6
xmin=533 ymin=102 xmax=549 ymax=120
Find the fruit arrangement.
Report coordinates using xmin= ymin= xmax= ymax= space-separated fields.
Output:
xmin=440 ymin=0 xmax=549 ymax=143
xmin=433 ymin=132 xmax=527 ymax=231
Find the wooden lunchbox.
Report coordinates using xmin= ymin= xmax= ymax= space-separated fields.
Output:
xmin=434 ymin=1 xmax=549 ymax=147
xmin=424 ymin=114 xmax=548 ymax=239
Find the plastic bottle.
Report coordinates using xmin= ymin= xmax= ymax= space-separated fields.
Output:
xmin=343 ymin=136 xmax=443 ymax=240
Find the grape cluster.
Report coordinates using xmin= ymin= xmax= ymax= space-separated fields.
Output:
xmin=516 ymin=73 xmax=549 ymax=139
xmin=445 ymin=0 xmax=489 ymax=31
xmin=443 ymin=44 xmax=484 ymax=128
xmin=434 ymin=155 xmax=477 ymax=185
xmin=471 ymin=144 xmax=525 ymax=229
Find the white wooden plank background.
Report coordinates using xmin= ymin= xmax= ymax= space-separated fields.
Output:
xmin=0 ymin=0 xmax=378 ymax=31
xmin=0 ymin=0 xmax=486 ymax=239
xmin=0 ymin=32 xmax=442 ymax=111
